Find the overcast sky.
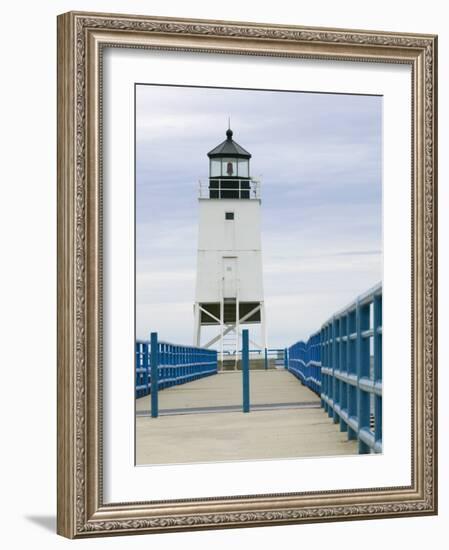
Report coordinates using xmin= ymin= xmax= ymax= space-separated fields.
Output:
xmin=136 ymin=84 xmax=382 ymax=348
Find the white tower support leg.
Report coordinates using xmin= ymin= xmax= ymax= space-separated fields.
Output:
xmin=193 ymin=303 xmax=201 ymax=347
xmin=220 ymin=298 xmax=224 ymax=367
xmin=235 ymin=297 xmax=240 ymax=371
xmin=261 ymin=301 xmax=267 ymax=349
xmin=261 ymin=301 xmax=267 ymax=356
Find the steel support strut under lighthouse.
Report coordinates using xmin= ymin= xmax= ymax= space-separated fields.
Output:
xmin=193 ymin=127 xmax=266 ymax=370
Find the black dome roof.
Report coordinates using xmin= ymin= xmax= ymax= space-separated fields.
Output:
xmin=207 ymin=129 xmax=251 ymax=159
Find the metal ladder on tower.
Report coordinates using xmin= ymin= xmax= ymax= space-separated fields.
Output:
xmin=221 ymin=298 xmax=240 ymax=371
xmin=221 ymin=329 xmax=238 ymax=370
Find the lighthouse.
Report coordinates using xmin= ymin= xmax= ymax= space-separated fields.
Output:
xmin=193 ymin=127 xmax=266 ymax=367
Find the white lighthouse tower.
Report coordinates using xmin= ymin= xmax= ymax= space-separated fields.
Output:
xmin=193 ymin=127 xmax=266 ymax=368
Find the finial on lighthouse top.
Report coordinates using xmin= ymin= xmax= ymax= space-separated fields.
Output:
xmin=226 ymin=117 xmax=233 ymax=139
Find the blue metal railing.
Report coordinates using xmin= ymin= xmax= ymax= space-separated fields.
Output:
xmin=287 ymin=283 xmax=382 ymax=454
xmin=242 ymin=330 xmax=250 ymax=412
xmin=287 ymin=331 xmax=322 ymax=395
xmin=135 ymin=334 xmax=218 ymax=403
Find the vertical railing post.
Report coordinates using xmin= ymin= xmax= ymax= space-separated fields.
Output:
xmin=284 ymin=348 xmax=288 ymax=370
xmin=317 ymin=336 xmax=320 ymax=397
xmin=143 ymin=343 xmax=149 ymax=397
xmin=264 ymin=347 xmax=268 ymax=370
xmin=355 ymin=302 xmax=362 ymax=447
xmin=374 ymin=294 xmax=382 ymax=447
xmin=333 ymin=317 xmax=340 ymax=424
xmin=347 ymin=309 xmax=357 ymax=440
xmin=329 ymin=319 xmax=336 ymax=420
xmin=320 ymin=328 xmax=326 ymax=409
xmin=242 ymin=329 xmax=250 ymax=413
xmin=340 ymin=315 xmax=348 ymax=433
xmin=150 ymin=332 xmax=159 ymax=418
xmin=160 ymin=342 xmax=165 ymax=390
xmin=356 ymin=301 xmax=370 ymax=453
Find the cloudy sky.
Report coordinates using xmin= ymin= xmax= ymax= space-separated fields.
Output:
xmin=136 ymin=84 xmax=382 ymax=348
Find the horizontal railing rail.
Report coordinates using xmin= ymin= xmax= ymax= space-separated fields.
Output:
xmin=287 ymin=283 xmax=382 ymax=454
xmin=287 ymin=331 xmax=322 ymax=396
xmin=135 ymin=335 xmax=218 ymax=403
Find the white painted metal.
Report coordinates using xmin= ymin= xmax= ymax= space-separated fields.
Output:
xmin=193 ymin=303 xmax=201 ymax=347
xmin=261 ymin=301 xmax=267 ymax=350
xmin=193 ymin=149 xmax=265 ymax=361
xmin=195 ymin=199 xmax=264 ymax=304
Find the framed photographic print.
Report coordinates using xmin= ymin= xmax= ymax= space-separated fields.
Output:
xmin=57 ymin=11 xmax=438 ymax=538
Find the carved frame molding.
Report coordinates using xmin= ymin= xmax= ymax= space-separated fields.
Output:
xmin=57 ymin=11 xmax=437 ymax=538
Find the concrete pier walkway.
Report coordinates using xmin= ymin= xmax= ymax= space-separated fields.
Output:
xmin=136 ymin=370 xmax=358 ymax=465
xmin=136 ymin=370 xmax=319 ymax=413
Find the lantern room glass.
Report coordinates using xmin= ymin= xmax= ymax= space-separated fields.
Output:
xmin=222 ymin=158 xmax=237 ymax=177
xmin=210 ymin=159 xmax=221 ymax=177
xmin=237 ymin=159 xmax=249 ymax=177
xmin=210 ymin=157 xmax=250 ymax=178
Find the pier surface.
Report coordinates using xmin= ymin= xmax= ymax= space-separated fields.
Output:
xmin=136 ymin=370 xmax=357 ymax=465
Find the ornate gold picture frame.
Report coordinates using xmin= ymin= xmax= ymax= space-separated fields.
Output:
xmin=57 ymin=11 xmax=437 ymax=538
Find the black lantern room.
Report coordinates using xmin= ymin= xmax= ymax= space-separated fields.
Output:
xmin=207 ymin=128 xmax=251 ymax=199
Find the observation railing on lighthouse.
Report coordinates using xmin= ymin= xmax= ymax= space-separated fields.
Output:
xmin=198 ymin=179 xmax=261 ymax=199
